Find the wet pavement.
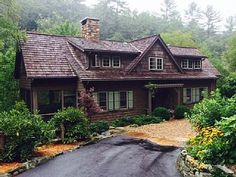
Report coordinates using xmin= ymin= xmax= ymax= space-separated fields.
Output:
xmin=18 ymin=136 xmax=181 ymax=177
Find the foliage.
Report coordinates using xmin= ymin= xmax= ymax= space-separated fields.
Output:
xmin=218 ymin=73 xmax=236 ymax=98
xmin=79 ymin=88 xmax=101 ymax=118
xmin=0 ymin=101 xmax=54 ymax=162
xmin=112 ymin=115 xmax=162 ymax=127
xmin=188 ymin=90 xmax=236 ymax=129
xmin=187 ymin=115 xmax=236 ymax=165
xmin=152 ymin=107 xmax=171 ymax=120
xmin=174 ymin=105 xmax=191 ymax=119
xmin=161 ymin=31 xmax=199 ymax=47
xmin=37 ymin=13 xmax=80 ymax=36
xmin=49 ymin=107 xmax=90 ymax=144
xmin=89 ymin=121 xmax=110 ymax=134
xmin=223 ymin=33 xmax=236 ymax=71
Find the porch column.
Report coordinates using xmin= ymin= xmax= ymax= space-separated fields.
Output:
xmin=32 ymin=90 xmax=38 ymax=114
xmin=177 ymin=88 xmax=181 ymax=105
xmin=148 ymin=90 xmax=152 ymax=114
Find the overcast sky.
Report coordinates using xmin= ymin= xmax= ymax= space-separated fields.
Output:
xmin=84 ymin=0 xmax=236 ymax=20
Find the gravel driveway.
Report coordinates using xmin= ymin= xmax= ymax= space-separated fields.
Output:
xmin=18 ymin=136 xmax=181 ymax=177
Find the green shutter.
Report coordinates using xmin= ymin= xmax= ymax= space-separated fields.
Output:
xmin=108 ymin=92 xmax=114 ymax=111
xmin=196 ymin=88 xmax=200 ymax=102
xmin=192 ymin=88 xmax=196 ymax=102
xmin=128 ymin=91 xmax=133 ymax=109
xmin=183 ymin=88 xmax=187 ymax=103
xmin=114 ymin=91 xmax=120 ymax=110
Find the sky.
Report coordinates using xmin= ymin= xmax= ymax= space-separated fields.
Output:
xmin=84 ymin=0 xmax=236 ymax=20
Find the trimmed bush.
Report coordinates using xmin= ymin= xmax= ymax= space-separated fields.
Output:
xmin=112 ymin=115 xmax=162 ymax=127
xmin=152 ymin=107 xmax=171 ymax=120
xmin=174 ymin=105 xmax=191 ymax=119
xmin=49 ymin=107 xmax=90 ymax=143
xmin=0 ymin=101 xmax=55 ymax=162
xmin=89 ymin=121 xmax=109 ymax=134
xmin=112 ymin=117 xmax=135 ymax=127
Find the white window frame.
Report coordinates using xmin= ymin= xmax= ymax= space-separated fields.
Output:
xmin=183 ymin=87 xmax=208 ymax=104
xmin=93 ymin=91 xmax=133 ymax=112
xmin=148 ymin=57 xmax=163 ymax=71
xmin=112 ymin=56 xmax=121 ymax=68
xmin=181 ymin=59 xmax=202 ymax=69
xmin=102 ymin=56 xmax=111 ymax=67
xmin=91 ymin=54 xmax=100 ymax=67
xmin=194 ymin=60 xmax=201 ymax=69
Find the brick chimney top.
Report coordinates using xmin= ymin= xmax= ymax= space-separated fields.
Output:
xmin=81 ymin=17 xmax=100 ymax=41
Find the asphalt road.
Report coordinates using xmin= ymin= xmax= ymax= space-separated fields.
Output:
xmin=18 ymin=136 xmax=181 ymax=177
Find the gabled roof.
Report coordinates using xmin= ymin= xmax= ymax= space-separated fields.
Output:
xmin=125 ymin=35 xmax=183 ymax=73
xmin=168 ymin=46 xmax=206 ymax=58
xmin=18 ymin=32 xmax=219 ymax=80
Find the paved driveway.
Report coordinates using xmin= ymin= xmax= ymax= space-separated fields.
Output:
xmin=18 ymin=136 xmax=181 ymax=177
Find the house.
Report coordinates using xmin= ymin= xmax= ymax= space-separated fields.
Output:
xmin=14 ymin=17 xmax=220 ymax=121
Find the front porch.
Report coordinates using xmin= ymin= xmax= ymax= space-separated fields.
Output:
xmin=148 ymin=84 xmax=183 ymax=113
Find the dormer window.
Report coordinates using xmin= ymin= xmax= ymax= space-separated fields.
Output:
xmin=194 ymin=60 xmax=201 ymax=69
xmin=181 ymin=59 xmax=201 ymax=69
xmin=102 ymin=56 xmax=111 ymax=67
xmin=91 ymin=54 xmax=100 ymax=67
xmin=112 ymin=56 xmax=120 ymax=68
xmin=149 ymin=57 xmax=163 ymax=71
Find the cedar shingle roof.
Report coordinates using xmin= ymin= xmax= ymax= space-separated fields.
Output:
xmin=21 ymin=33 xmax=76 ymax=78
xmin=19 ymin=32 xmax=219 ymax=80
xmin=68 ymin=37 xmax=139 ymax=54
xmin=168 ymin=46 xmax=206 ymax=57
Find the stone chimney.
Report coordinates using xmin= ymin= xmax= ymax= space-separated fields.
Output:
xmin=81 ymin=17 xmax=100 ymax=41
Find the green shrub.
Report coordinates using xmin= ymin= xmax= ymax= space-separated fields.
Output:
xmin=0 ymin=102 xmax=54 ymax=162
xmin=49 ymin=107 xmax=90 ymax=143
xmin=89 ymin=121 xmax=110 ymax=134
xmin=112 ymin=115 xmax=162 ymax=127
xmin=188 ymin=90 xmax=236 ymax=129
xmin=152 ymin=107 xmax=171 ymax=120
xmin=187 ymin=115 xmax=236 ymax=165
xmin=133 ymin=115 xmax=162 ymax=126
xmin=217 ymin=73 xmax=236 ymax=98
xmin=174 ymin=105 xmax=191 ymax=119
xmin=112 ymin=117 xmax=135 ymax=127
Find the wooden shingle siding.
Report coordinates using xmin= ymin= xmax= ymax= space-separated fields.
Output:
xmin=19 ymin=76 xmax=31 ymax=89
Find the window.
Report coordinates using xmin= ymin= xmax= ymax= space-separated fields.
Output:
xmin=64 ymin=90 xmax=76 ymax=108
xmin=181 ymin=59 xmax=188 ymax=69
xmin=98 ymin=92 xmax=107 ymax=111
xmin=120 ymin=92 xmax=127 ymax=109
xmin=149 ymin=57 xmax=163 ymax=70
xmin=37 ymin=90 xmax=61 ymax=114
xmin=91 ymin=54 xmax=100 ymax=67
xmin=94 ymin=91 xmax=133 ymax=111
xmin=194 ymin=60 xmax=201 ymax=69
xmin=183 ymin=87 xmax=208 ymax=104
xmin=102 ymin=56 xmax=111 ymax=67
xmin=181 ymin=59 xmax=201 ymax=69
xmin=112 ymin=56 xmax=121 ymax=68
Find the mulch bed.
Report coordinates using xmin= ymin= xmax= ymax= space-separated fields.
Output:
xmin=0 ymin=142 xmax=80 ymax=174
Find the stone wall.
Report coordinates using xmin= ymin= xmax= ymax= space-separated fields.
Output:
xmin=177 ymin=150 xmax=235 ymax=177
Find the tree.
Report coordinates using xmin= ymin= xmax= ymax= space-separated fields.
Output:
xmin=225 ymin=16 xmax=236 ymax=34
xmin=161 ymin=31 xmax=199 ymax=47
xmin=160 ymin=0 xmax=180 ymax=22
xmin=201 ymin=5 xmax=221 ymax=37
xmin=223 ymin=34 xmax=236 ymax=71
xmin=37 ymin=13 xmax=80 ymax=36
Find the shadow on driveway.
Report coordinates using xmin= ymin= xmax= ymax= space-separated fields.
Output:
xmin=18 ymin=136 xmax=181 ymax=177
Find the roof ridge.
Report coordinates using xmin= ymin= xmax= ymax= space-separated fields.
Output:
xmin=168 ymin=45 xmax=198 ymax=49
xmin=129 ymin=34 xmax=159 ymax=43
xmin=27 ymin=31 xmax=82 ymax=38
